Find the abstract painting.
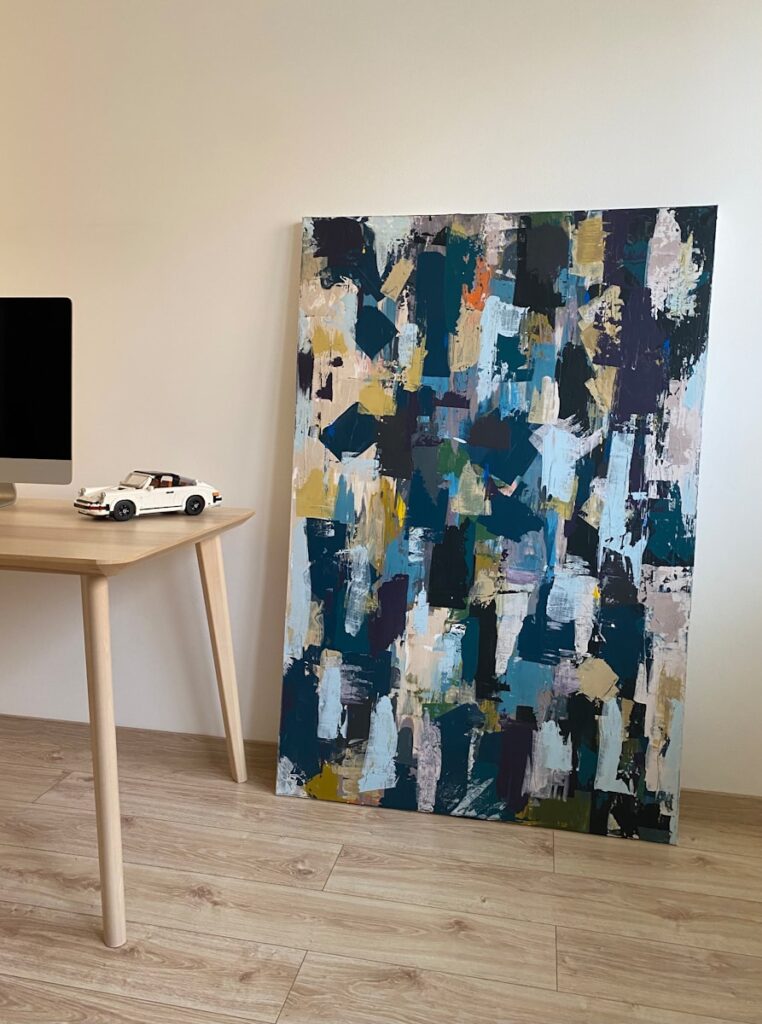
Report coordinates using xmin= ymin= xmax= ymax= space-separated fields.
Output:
xmin=278 ymin=207 xmax=716 ymax=844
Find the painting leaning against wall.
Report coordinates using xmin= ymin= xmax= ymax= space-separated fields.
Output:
xmin=277 ymin=207 xmax=717 ymax=844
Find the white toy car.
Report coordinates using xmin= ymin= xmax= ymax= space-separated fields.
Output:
xmin=75 ymin=471 xmax=222 ymax=521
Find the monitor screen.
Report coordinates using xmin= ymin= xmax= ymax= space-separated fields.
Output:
xmin=0 ymin=298 xmax=72 ymax=461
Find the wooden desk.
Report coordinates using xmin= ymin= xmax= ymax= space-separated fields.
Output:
xmin=0 ymin=499 xmax=254 ymax=947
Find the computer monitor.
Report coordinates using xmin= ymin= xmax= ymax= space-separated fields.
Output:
xmin=0 ymin=297 xmax=72 ymax=506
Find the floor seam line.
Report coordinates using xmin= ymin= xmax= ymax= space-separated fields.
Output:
xmin=275 ymin=949 xmax=308 ymax=1023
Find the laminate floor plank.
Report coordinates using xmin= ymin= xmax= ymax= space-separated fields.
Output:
xmin=0 ymin=714 xmax=275 ymax=785
xmin=680 ymin=790 xmax=762 ymax=831
xmin=0 ymin=902 xmax=302 ymax=1022
xmin=0 ymin=974 xmax=280 ymax=1024
xmin=0 ymin=844 xmax=557 ymax=989
xmin=0 ymin=804 xmax=340 ymax=890
xmin=678 ymin=816 xmax=762 ymax=860
xmin=0 ymin=716 xmax=94 ymax=773
xmin=3 ymin=717 xmax=761 ymax=1024
xmin=278 ymin=951 xmax=732 ymax=1024
xmin=38 ymin=771 xmax=554 ymax=872
xmin=326 ymin=844 xmax=762 ymax=957
xmin=0 ymin=764 xmax=66 ymax=806
xmin=554 ymin=829 xmax=762 ymax=903
xmin=557 ymin=927 xmax=762 ymax=1024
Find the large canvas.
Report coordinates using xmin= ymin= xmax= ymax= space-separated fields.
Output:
xmin=278 ymin=207 xmax=716 ymax=844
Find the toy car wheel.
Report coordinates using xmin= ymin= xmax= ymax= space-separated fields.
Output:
xmin=111 ymin=499 xmax=136 ymax=522
xmin=185 ymin=494 xmax=205 ymax=516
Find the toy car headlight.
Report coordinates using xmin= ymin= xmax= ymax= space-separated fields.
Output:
xmin=78 ymin=487 xmax=86 ymax=496
xmin=98 ymin=492 xmax=106 ymax=502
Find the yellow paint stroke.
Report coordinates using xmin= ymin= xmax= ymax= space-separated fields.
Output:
xmin=449 ymin=305 xmax=482 ymax=372
xmin=381 ymin=257 xmax=413 ymax=301
xmin=359 ymin=379 xmax=396 ymax=417
xmin=586 ymin=364 xmax=618 ymax=413
xmin=305 ymin=763 xmax=341 ymax=801
xmin=518 ymin=791 xmax=591 ymax=831
xmin=395 ymin=491 xmax=406 ymax=528
xmin=379 ymin=477 xmax=404 ymax=547
xmin=295 ymin=468 xmax=338 ymax=519
xmin=357 ymin=477 xmax=405 ymax=571
xmin=572 ymin=215 xmax=605 ymax=282
xmin=403 ymin=343 xmax=426 ymax=392
xmin=578 ymin=657 xmax=618 ymax=702
xmin=479 ymin=699 xmax=501 ymax=733
xmin=311 ymin=323 xmax=347 ymax=357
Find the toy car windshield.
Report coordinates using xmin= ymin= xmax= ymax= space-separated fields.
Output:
xmin=120 ymin=472 xmax=151 ymax=488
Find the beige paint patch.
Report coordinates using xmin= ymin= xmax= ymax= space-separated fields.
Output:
xmin=578 ymin=657 xmax=619 ymax=702
xmin=572 ymin=215 xmax=605 ymax=282
xmin=450 ymin=461 xmax=487 ymax=517
xmin=300 ymin=277 xmax=358 ymax=322
xmin=529 ymin=376 xmax=560 ymax=424
xmin=449 ymin=304 xmax=482 ymax=372
xmin=305 ymin=600 xmax=324 ymax=648
xmin=400 ymin=605 xmax=450 ymax=697
xmin=586 ymin=364 xmax=618 ymax=413
xmin=469 ymin=570 xmax=497 ymax=606
xmin=654 ymin=670 xmax=685 ymax=733
xmin=579 ymin=487 xmax=604 ymax=528
xmin=381 ymin=257 xmax=413 ymax=301
xmin=523 ymin=311 xmax=554 ymax=351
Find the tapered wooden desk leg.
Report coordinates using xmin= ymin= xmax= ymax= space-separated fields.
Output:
xmin=196 ymin=535 xmax=248 ymax=783
xmin=81 ymin=574 xmax=126 ymax=948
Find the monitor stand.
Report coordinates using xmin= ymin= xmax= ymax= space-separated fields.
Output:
xmin=0 ymin=483 xmax=17 ymax=508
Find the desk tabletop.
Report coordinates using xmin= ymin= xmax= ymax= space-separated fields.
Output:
xmin=0 ymin=499 xmax=255 ymax=576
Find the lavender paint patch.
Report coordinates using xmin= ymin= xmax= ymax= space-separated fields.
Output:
xmin=277 ymin=208 xmax=717 ymax=843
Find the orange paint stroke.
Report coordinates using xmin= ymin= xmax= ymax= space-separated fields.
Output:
xmin=462 ymin=256 xmax=492 ymax=311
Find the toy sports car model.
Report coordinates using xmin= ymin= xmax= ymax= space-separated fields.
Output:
xmin=75 ymin=471 xmax=222 ymax=521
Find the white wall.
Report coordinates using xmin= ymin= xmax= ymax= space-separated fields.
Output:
xmin=0 ymin=0 xmax=759 ymax=795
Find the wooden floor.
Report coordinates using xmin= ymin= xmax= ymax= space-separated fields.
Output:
xmin=0 ymin=715 xmax=761 ymax=1023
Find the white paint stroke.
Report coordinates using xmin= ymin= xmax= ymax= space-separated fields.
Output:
xmin=344 ymin=546 xmax=371 ymax=636
xmin=416 ymin=711 xmax=442 ymax=812
xmin=276 ymin=756 xmax=303 ymax=797
xmin=478 ymin=296 xmax=524 ymax=403
xmin=594 ymin=700 xmax=630 ymax=795
xmin=646 ymin=208 xmax=701 ymax=322
xmin=495 ymin=591 xmax=531 ymax=675
xmin=598 ymin=431 xmax=647 ymax=584
xmin=283 ymin=518 xmax=310 ymax=669
xmin=358 ymin=695 xmax=398 ymax=792
xmin=317 ymin=651 xmax=343 ymax=740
